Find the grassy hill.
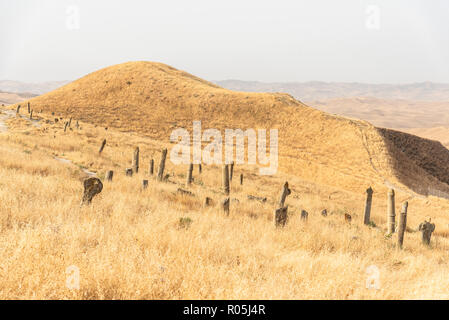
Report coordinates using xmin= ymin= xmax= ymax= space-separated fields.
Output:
xmin=16 ymin=61 xmax=449 ymax=197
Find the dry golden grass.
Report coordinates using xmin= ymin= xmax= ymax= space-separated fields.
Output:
xmin=2 ymin=109 xmax=449 ymax=299
xmin=15 ymin=61 xmax=449 ymax=199
xmin=3 ymin=62 xmax=449 ymax=299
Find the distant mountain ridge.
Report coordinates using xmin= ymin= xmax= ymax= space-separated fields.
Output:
xmin=308 ymin=97 xmax=449 ymax=129
xmin=0 ymin=90 xmax=37 ymax=105
xmin=0 ymin=80 xmax=70 ymax=95
xmin=4 ymin=78 xmax=449 ymax=102
xmin=215 ymin=80 xmax=449 ymax=101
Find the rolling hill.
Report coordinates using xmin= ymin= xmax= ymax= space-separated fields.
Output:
xmin=15 ymin=61 xmax=449 ymax=196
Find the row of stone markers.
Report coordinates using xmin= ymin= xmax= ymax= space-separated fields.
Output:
xmin=15 ymin=102 xmax=44 ymax=122
xmin=16 ymin=102 xmax=33 ymax=118
xmin=272 ymin=181 xmax=351 ymax=227
xmin=84 ymin=146 xmax=247 ymax=209
xmin=363 ymin=187 xmax=435 ymax=248
xmin=82 ymin=147 xmax=170 ymax=206
xmin=104 ymin=147 xmax=170 ymax=185
xmin=124 ymin=147 xmax=169 ymax=185
xmin=270 ymin=183 xmax=437 ymax=248
xmin=82 ymin=141 xmax=437 ymax=248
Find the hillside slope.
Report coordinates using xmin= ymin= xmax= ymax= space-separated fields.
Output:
xmin=3 ymin=109 xmax=449 ymax=299
xmin=17 ymin=61 xmax=449 ymax=196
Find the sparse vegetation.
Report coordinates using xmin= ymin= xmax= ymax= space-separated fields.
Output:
xmin=178 ymin=217 xmax=193 ymax=229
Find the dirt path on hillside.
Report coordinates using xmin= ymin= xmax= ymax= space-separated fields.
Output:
xmin=0 ymin=107 xmax=95 ymax=177
xmin=0 ymin=109 xmax=15 ymax=133
xmin=53 ymin=156 xmax=97 ymax=177
xmin=0 ymin=108 xmax=41 ymax=132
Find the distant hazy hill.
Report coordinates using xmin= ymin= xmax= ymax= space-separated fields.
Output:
xmin=216 ymin=80 xmax=449 ymax=101
xmin=0 ymin=90 xmax=37 ymax=105
xmin=5 ymin=79 xmax=449 ymax=101
xmin=308 ymin=97 xmax=449 ymax=129
xmin=0 ymin=80 xmax=69 ymax=95
xmin=216 ymin=80 xmax=449 ymax=129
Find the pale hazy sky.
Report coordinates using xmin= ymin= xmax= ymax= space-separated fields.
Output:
xmin=1 ymin=0 xmax=448 ymax=83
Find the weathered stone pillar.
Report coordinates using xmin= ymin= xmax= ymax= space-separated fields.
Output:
xmin=364 ymin=187 xmax=373 ymax=225
xmin=387 ymin=189 xmax=396 ymax=234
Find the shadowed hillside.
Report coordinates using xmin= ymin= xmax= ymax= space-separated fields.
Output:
xmin=401 ymin=127 xmax=449 ymax=148
xmin=16 ymin=61 xmax=449 ymax=196
xmin=378 ymin=128 xmax=449 ymax=196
